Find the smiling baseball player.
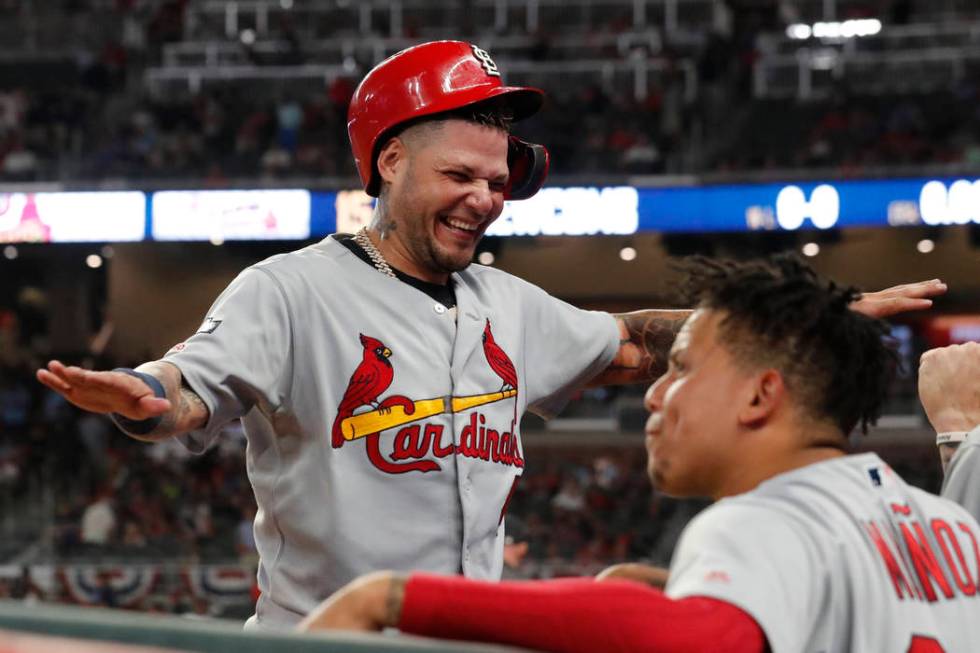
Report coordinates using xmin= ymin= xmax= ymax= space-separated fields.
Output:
xmin=37 ymin=42 xmax=947 ymax=631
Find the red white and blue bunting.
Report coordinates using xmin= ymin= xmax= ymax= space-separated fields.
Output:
xmin=60 ymin=565 xmax=159 ymax=607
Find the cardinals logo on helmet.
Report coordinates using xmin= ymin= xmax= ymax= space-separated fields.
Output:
xmin=470 ymin=45 xmax=500 ymax=77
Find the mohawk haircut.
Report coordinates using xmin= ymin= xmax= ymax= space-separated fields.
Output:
xmin=677 ymin=254 xmax=898 ymax=436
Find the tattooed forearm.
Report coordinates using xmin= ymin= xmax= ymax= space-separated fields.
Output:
xmin=588 ymin=310 xmax=689 ymax=387
xmin=122 ymin=361 xmax=209 ymax=441
xmin=167 ymin=384 xmax=209 ymax=433
xmin=620 ymin=310 xmax=689 ymax=378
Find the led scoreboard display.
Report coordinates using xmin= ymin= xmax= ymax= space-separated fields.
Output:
xmin=318 ymin=177 xmax=980 ymax=237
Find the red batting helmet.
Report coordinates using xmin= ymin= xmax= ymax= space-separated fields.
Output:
xmin=347 ymin=40 xmax=550 ymax=201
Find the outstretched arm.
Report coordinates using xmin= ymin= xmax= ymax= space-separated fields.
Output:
xmin=299 ymin=572 xmax=766 ymax=653
xmin=36 ymin=360 xmax=209 ymax=441
xmin=587 ymin=279 xmax=946 ymax=389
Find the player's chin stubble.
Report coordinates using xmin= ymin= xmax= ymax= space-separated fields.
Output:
xmin=417 ymin=212 xmax=476 ymax=274
xmin=430 ymin=238 xmax=474 ymax=273
xmin=397 ymin=216 xmax=473 ymax=276
xmin=395 ymin=179 xmax=475 ymax=274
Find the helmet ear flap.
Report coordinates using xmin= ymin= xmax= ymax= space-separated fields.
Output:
xmin=504 ymin=136 xmax=550 ymax=201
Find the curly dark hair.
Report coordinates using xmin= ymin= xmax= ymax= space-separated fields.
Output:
xmin=677 ymin=254 xmax=898 ymax=436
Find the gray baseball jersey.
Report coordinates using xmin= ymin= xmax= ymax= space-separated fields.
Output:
xmin=942 ymin=425 xmax=980 ymax=524
xmin=666 ymin=453 xmax=980 ymax=653
xmin=163 ymin=236 xmax=620 ymax=629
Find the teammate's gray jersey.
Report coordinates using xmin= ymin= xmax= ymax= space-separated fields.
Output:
xmin=942 ymin=426 xmax=980 ymax=524
xmin=666 ymin=453 xmax=980 ymax=653
xmin=164 ymin=236 xmax=620 ymax=628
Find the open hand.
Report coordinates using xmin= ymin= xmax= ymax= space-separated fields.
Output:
xmin=850 ymin=279 xmax=946 ymax=319
xmin=36 ymin=360 xmax=171 ymax=420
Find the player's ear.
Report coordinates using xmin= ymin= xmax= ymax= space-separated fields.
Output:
xmin=377 ymin=136 xmax=408 ymax=185
xmin=738 ymin=368 xmax=784 ymax=427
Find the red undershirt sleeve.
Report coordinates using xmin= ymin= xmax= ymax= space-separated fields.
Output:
xmin=399 ymin=574 xmax=766 ymax=653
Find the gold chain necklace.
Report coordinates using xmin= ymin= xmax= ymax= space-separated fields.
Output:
xmin=353 ymin=228 xmax=397 ymax=279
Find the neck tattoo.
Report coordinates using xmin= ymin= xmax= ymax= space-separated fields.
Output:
xmin=354 ymin=227 xmax=397 ymax=279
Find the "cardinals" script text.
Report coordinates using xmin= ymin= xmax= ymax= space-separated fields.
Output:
xmin=370 ymin=411 xmax=524 ymax=475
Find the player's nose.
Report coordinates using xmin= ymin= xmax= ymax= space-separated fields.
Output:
xmin=465 ymin=180 xmax=494 ymax=217
xmin=644 ymin=372 xmax=671 ymax=412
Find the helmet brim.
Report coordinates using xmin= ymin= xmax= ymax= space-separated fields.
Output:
xmin=489 ymin=86 xmax=544 ymax=123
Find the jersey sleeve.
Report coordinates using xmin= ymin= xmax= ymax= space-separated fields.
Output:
xmin=517 ymin=281 xmax=620 ymax=418
xmin=399 ymin=574 xmax=766 ymax=653
xmin=665 ymin=500 xmax=823 ymax=653
xmin=941 ymin=426 xmax=980 ymax=523
xmin=163 ymin=266 xmax=293 ymax=452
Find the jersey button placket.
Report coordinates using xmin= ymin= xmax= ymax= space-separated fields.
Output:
xmin=433 ymin=303 xmax=446 ymax=314
xmin=461 ymin=476 xmax=472 ymax=569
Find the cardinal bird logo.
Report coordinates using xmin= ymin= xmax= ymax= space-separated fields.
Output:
xmin=482 ymin=319 xmax=519 ymax=432
xmin=332 ymin=334 xmax=395 ymax=448
xmin=482 ymin=319 xmax=517 ymax=390
xmin=331 ymin=334 xmax=427 ymax=474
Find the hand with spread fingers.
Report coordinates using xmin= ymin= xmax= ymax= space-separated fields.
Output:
xmin=36 ymin=360 xmax=171 ymax=420
xmin=849 ymin=279 xmax=946 ymax=319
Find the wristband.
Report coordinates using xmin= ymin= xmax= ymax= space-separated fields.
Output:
xmin=110 ymin=368 xmax=166 ymax=435
xmin=936 ymin=431 xmax=969 ymax=446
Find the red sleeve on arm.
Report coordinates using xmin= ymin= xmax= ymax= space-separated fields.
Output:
xmin=399 ymin=574 xmax=766 ymax=653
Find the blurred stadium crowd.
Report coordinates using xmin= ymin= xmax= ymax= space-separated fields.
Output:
xmin=0 ymin=0 xmax=973 ymax=618
xmin=0 ymin=0 xmax=978 ymax=183
xmin=6 ymin=75 xmax=978 ymax=182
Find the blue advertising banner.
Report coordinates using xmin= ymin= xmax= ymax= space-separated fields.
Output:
xmin=5 ymin=176 xmax=978 ymax=244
